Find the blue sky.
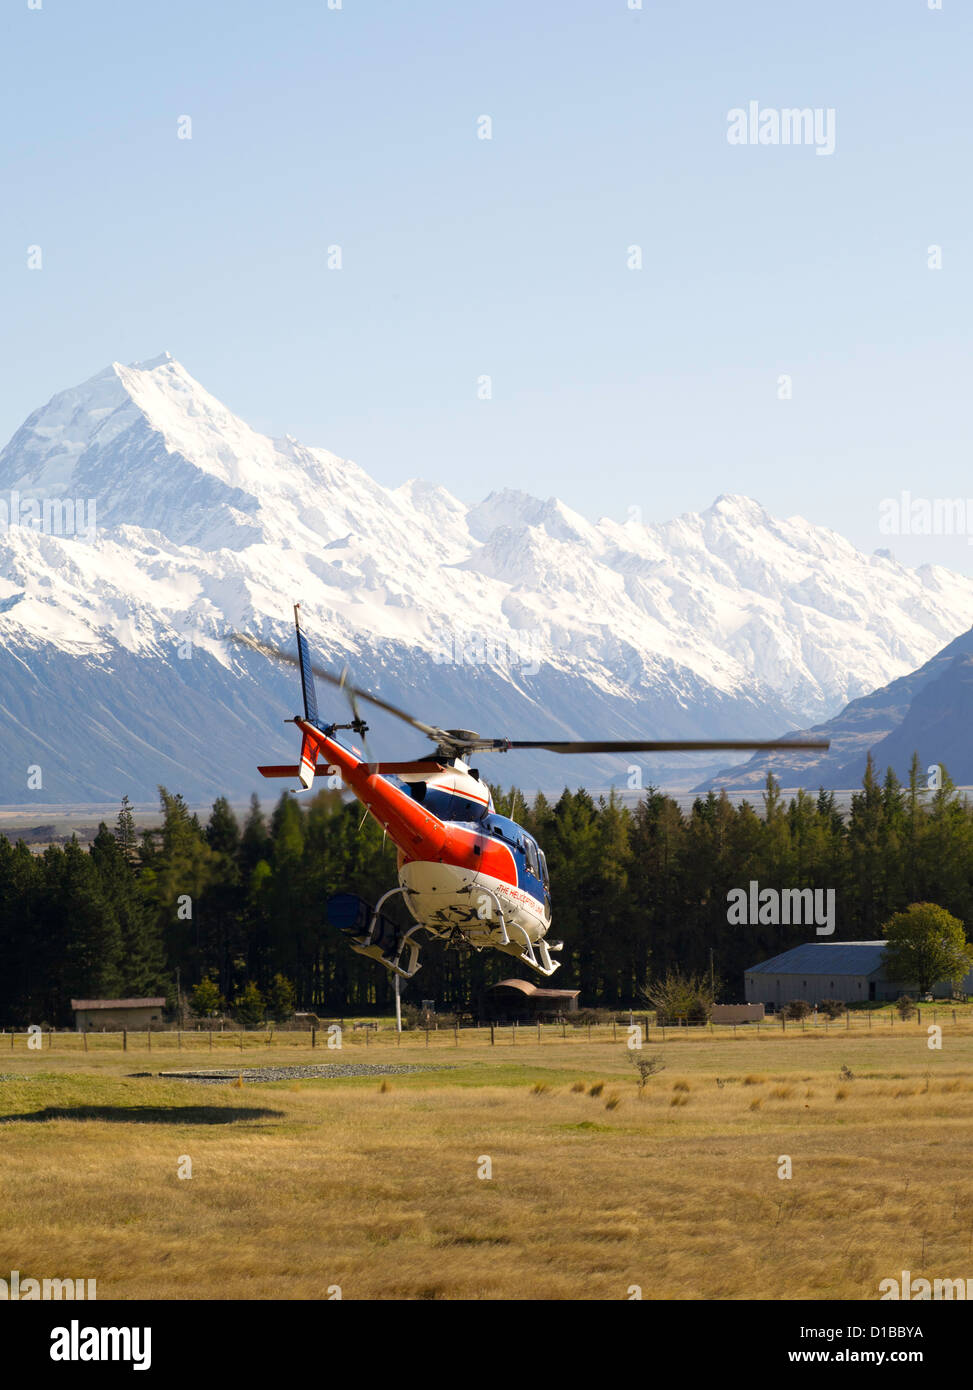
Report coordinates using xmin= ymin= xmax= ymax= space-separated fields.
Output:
xmin=2 ymin=0 xmax=971 ymax=570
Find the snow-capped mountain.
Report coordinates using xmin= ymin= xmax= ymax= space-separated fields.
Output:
xmin=695 ymin=623 xmax=973 ymax=793
xmin=2 ymin=353 xmax=973 ymax=804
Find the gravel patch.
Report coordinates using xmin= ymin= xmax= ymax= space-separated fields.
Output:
xmin=157 ymin=1063 xmax=455 ymax=1085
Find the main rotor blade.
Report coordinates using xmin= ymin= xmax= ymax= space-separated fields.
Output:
xmin=229 ymin=633 xmax=452 ymax=744
xmin=474 ymin=738 xmax=831 ymax=755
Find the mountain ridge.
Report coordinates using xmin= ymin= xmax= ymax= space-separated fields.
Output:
xmin=2 ymin=354 xmax=973 ymax=802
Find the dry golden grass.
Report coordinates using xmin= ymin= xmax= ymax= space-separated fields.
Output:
xmin=1 ymin=1025 xmax=972 ymax=1300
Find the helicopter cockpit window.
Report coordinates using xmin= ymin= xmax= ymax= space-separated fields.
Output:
xmin=538 ymin=849 xmax=550 ymax=890
xmin=410 ymin=782 xmax=427 ymax=803
xmin=524 ymin=838 xmax=540 ymax=879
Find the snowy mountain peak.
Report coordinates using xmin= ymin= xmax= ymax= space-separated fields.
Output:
xmin=3 ymin=356 xmax=973 ymax=801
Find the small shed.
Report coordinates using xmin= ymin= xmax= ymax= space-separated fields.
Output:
xmin=71 ymin=998 xmax=166 ymax=1031
xmin=486 ymin=979 xmax=580 ymax=1021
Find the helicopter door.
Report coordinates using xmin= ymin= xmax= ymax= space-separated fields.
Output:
xmin=537 ymin=848 xmax=552 ymax=918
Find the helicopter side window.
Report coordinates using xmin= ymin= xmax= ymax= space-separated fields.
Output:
xmin=410 ymin=782 xmax=427 ymax=803
xmin=524 ymin=838 xmax=540 ymax=879
xmin=538 ymin=849 xmax=550 ymax=891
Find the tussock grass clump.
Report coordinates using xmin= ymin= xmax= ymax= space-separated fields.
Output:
xmin=771 ymin=1085 xmax=794 ymax=1100
xmin=673 ymin=1080 xmax=690 ymax=1093
xmin=749 ymin=1097 xmax=763 ymax=1111
xmin=670 ymin=1094 xmax=688 ymax=1108
xmin=743 ymin=1075 xmax=765 ymax=1086
xmin=570 ymin=1081 xmax=585 ymax=1093
xmin=835 ymin=1087 xmax=848 ymax=1100
xmin=588 ymin=1082 xmax=605 ymax=1098
xmin=530 ymin=1082 xmax=550 ymax=1095
xmin=604 ymin=1093 xmax=621 ymax=1111
xmin=379 ymin=1080 xmax=390 ymax=1093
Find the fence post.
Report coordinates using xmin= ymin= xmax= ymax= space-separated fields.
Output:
xmin=209 ymin=1030 xmax=213 ymax=1050
xmin=612 ymin=1019 xmax=616 ymax=1042
xmin=365 ymin=1027 xmax=369 ymax=1047
xmin=311 ymin=1027 xmax=316 ymax=1049
xmin=425 ymin=1028 xmax=429 ymax=1047
xmin=587 ymin=1023 xmax=591 ymax=1043
xmin=9 ymin=1031 xmax=13 ymax=1051
xmin=83 ymin=1030 xmax=88 ymax=1052
xmin=537 ymin=1020 xmax=541 ymax=1045
xmin=177 ymin=1030 xmax=181 ymax=1049
xmin=455 ymin=1023 xmax=459 ymax=1046
xmin=561 ymin=1019 xmax=566 ymax=1040
xmin=123 ymin=1029 xmax=127 ymax=1052
xmin=147 ymin=1027 xmax=151 ymax=1051
xmin=490 ymin=1023 xmax=495 ymax=1046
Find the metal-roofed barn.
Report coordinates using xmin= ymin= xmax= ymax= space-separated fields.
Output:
xmin=744 ymin=942 xmax=973 ymax=1007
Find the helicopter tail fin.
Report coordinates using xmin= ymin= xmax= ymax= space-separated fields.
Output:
xmin=294 ymin=603 xmax=319 ymax=726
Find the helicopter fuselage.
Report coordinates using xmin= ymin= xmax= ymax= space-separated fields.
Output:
xmin=295 ymin=718 xmax=554 ymax=955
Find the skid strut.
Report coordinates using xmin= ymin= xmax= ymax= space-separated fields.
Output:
xmin=346 ymin=886 xmax=424 ymax=980
xmin=462 ymin=885 xmax=561 ymax=978
xmin=347 ymin=885 xmax=561 ymax=980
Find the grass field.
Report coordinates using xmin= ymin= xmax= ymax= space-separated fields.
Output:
xmin=2 ymin=1019 xmax=972 ymax=1301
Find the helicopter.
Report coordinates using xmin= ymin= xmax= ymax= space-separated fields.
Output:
xmin=234 ymin=606 xmax=829 ymax=981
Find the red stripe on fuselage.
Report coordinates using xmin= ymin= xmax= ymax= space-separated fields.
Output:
xmin=437 ymin=822 xmax=518 ymax=887
xmin=296 ymin=721 xmax=520 ymax=886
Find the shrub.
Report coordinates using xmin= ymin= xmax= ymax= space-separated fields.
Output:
xmin=189 ymin=976 xmax=223 ymax=1019
xmin=266 ymin=973 xmax=296 ymax=1023
xmin=232 ymin=980 xmax=264 ymax=1027
xmin=642 ymin=969 xmax=719 ymax=1025
xmin=784 ymin=999 xmax=812 ymax=1020
xmin=628 ymin=1051 xmax=666 ymax=1095
xmin=896 ymin=994 xmax=917 ymax=1021
xmin=588 ymin=1082 xmax=605 ymax=1097
xmin=819 ymin=998 xmax=845 ymax=1019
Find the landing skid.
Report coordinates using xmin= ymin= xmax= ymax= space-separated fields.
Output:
xmin=346 ymin=885 xmax=562 ymax=979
